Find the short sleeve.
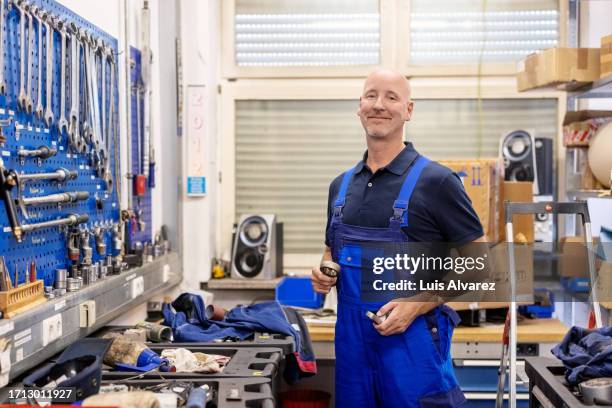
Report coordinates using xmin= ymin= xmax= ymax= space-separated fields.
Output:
xmin=324 ymin=179 xmax=338 ymax=247
xmin=432 ymin=173 xmax=484 ymax=244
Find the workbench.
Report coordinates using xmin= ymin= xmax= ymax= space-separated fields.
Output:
xmin=304 ymin=318 xmax=568 ymax=408
xmin=307 ymin=317 xmax=568 ymax=344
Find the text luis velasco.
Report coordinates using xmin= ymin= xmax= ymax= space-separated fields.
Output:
xmin=371 ymin=254 xmax=495 ymax=291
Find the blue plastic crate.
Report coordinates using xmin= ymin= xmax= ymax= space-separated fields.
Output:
xmin=276 ymin=276 xmax=323 ymax=309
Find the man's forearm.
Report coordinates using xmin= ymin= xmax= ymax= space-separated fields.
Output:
xmin=322 ymin=246 xmax=332 ymax=263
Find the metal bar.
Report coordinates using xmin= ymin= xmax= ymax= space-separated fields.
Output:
xmin=22 ymin=191 xmax=89 ymax=206
xmin=506 ymin=221 xmax=517 ymax=408
xmin=20 ymin=213 xmax=88 ymax=233
xmin=18 ymin=168 xmax=78 ymax=182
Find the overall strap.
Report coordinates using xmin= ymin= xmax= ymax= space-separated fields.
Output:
xmin=332 ymin=166 xmax=358 ymax=217
xmin=391 ymin=156 xmax=431 ymax=227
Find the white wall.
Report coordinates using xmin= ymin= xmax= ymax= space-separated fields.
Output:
xmin=56 ymin=0 xmax=179 ymax=324
xmin=581 ymin=0 xmax=612 ymax=110
xmin=178 ymin=0 xmax=221 ymax=288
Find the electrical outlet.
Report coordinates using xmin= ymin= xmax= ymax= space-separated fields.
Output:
xmin=79 ymin=301 xmax=96 ymax=328
xmin=131 ymin=276 xmax=144 ymax=299
xmin=163 ymin=264 xmax=170 ymax=283
xmin=42 ymin=314 xmax=62 ymax=346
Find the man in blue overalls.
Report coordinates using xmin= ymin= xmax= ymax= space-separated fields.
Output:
xmin=311 ymin=69 xmax=486 ymax=407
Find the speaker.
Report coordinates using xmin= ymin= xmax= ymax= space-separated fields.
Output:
xmin=231 ymin=214 xmax=283 ymax=279
xmin=500 ymin=130 xmax=539 ymax=195
xmin=535 ymin=137 xmax=554 ymax=196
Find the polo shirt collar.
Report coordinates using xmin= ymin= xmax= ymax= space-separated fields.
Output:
xmin=355 ymin=142 xmax=419 ymax=176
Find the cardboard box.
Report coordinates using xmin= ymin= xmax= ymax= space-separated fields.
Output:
xmin=517 ymin=48 xmax=600 ymax=91
xmin=559 ymin=236 xmax=601 ymax=277
xmin=499 ymin=181 xmax=535 ymax=243
xmin=447 ymin=243 xmax=534 ymax=310
xmin=601 ymin=34 xmax=612 ymax=78
xmin=596 ymin=261 xmax=612 ymax=303
xmin=562 ymin=110 xmax=612 ymax=147
xmin=482 ymin=243 xmax=534 ymax=302
xmin=439 ymin=159 xmax=502 ymax=244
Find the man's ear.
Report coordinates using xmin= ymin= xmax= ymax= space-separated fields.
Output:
xmin=357 ymin=96 xmax=363 ymax=116
xmin=404 ymin=101 xmax=414 ymax=122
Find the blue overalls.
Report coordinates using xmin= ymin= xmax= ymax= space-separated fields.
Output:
xmin=327 ymin=156 xmax=466 ymax=408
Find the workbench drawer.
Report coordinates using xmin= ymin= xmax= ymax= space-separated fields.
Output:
xmin=454 ymin=362 xmax=529 ymax=392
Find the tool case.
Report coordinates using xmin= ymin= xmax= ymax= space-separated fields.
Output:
xmin=102 ymin=346 xmax=282 ymax=381
xmin=100 ymin=377 xmax=275 ymax=408
xmin=525 ymin=357 xmax=604 ymax=408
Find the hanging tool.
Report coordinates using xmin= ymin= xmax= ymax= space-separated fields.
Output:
xmin=43 ymin=13 xmax=54 ymax=127
xmin=21 ymin=191 xmax=89 ymax=207
xmin=0 ymin=0 xmax=7 ymax=95
xmin=32 ymin=5 xmax=44 ymax=119
xmin=80 ymin=228 xmax=93 ymax=265
xmin=67 ymin=228 xmax=80 ymax=263
xmin=20 ymin=213 xmax=88 ymax=234
xmin=24 ymin=0 xmax=34 ymax=114
xmin=17 ymin=167 xmax=77 ymax=183
xmin=93 ymin=226 xmax=107 ymax=256
xmin=17 ymin=191 xmax=88 ymax=220
xmin=499 ymin=201 xmax=603 ymax=408
xmin=140 ymin=0 xmax=154 ymax=187
xmin=16 ymin=0 xmax=30 ymax=111
xmin=17 ymin=145 xmax=57 ymax=165
xmin=133 ymin=83 xmax=146 ymax=198
xmin=0 ymin=161 xmax=23 ymax=241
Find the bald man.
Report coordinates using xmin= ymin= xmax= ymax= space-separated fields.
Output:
xmin=311 ymin=69 xmax=484 ymax=407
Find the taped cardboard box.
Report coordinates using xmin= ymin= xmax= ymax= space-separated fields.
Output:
xmin=559 ymin=236 xmax=601 ymax=277
xmin=517 ymin=48 xmax=600 ymax=91
xmin=601 ymin=34 xmax=612 ymax=78
xmin=440 ymin=159 xmax=502 ymax=244
xmin=499 ymin=181 xmax=535 ymax=243
xmin=562 ymin=110 xmax=612 ymax=147
xmin=448 ymin=243 xmax=534 ymax=309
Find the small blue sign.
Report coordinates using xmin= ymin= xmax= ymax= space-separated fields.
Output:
xmin=187 ymin=177 xmax=206 ymax=196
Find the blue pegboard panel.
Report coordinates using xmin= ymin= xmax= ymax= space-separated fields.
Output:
xmin=128 ymin=45 xmax=151 ymax=246
xmin=0 ymin=0 xmax=120 ymax=287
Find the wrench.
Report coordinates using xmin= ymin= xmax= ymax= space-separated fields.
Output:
xmin=102 ymin=47 xmax=115 ymax=189
xmin=68 ymin=22 xmax=80 ymax=151
xmin=0 ymin=0 xmax=7 ymax=94
xmin=80 ymin=29 xmax=93 ymax=152
xmin=56 ymin=19 xmax=68 ymax=139
xmin=32 ymin=6 xmax=43 ymax=119
xmin=25 ymin=4 xmax=34 ymax=113
xmin=17 ymin=1 xmax=29 ymax=110
xmin=43 ymin=13 xmax=53 ymax=127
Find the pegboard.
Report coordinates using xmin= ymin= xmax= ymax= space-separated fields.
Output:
xmin=0 ymin=0 xmax=120 ymax=287
xmin=128 ymin=45 xmax=152 ymax=246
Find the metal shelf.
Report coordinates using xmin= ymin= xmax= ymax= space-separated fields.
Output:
xmin=566 ymin=190 xmax=611 ymax=199
xmin=567 ymin=75 xmax=612 ymax=98
xmin=0 ymin=252 xmax=181 ymax=384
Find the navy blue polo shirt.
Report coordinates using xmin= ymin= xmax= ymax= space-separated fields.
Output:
xmin=325 ymin=142 xmax=484 ymax=246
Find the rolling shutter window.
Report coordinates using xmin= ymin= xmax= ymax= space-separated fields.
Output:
xmin=409 ymin=0 xmax=559 ymax=64
xmin=235 ymin=98 xmax=557 ymax=254
xmin=235 ymin=0 xmax=380 ymax=67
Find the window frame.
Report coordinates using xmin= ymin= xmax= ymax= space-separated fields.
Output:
xmin=219 ymin=78 xmax=566 ymax=271
xmin=398 ymin=0 xmax=568 ymax=77
xmin=221 ymin=0 xmax=397 ymax=79
xmin=221 ymin=0 xmax=568 ymax=78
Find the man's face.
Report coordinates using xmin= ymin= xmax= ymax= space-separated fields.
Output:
xmin=357 ymin=72 xmax=413 ymax=139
